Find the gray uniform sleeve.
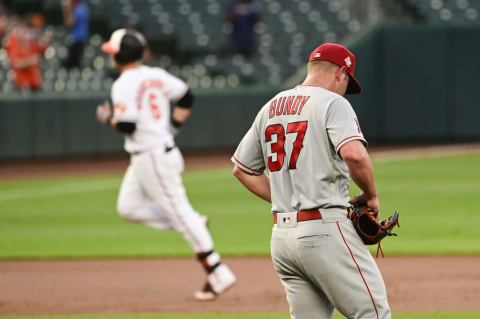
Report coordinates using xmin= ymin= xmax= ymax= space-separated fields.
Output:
xmin=326 ymin=98 xmax=367 ymax=154
xmin=231 ymin=114 xmax=266 ymax=175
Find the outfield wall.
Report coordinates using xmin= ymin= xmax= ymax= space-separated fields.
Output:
xmin=1 ymin=25 xmax=479 ymax=159
xmin=349 ymin=24 xmax=480 ymax=142
xmin=0 ymin=88 xmax=277 ymax=159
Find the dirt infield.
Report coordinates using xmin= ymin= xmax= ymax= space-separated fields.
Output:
xmin=1 ymin=256 xmax=480 ymax=315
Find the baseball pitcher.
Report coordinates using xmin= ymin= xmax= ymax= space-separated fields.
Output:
xmin=232 ymin=43 xmax=391 ymax=318
xmin=96 ymin=29 xmax=236 ymax=301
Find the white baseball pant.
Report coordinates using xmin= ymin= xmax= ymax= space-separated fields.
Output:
xmin=116 ymin=146 xmax=214 ymax=253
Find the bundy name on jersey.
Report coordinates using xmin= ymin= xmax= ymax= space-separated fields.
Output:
xmin=268 ymin=95 xmax=311 ymax=119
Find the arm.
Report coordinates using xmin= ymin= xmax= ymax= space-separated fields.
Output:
xmin=6 ymin=34 xmax=39 ymax=69
xmin=325 ymin=98 xmax=377 ymax=215
xmin=224 ymin=3 xmax=238 ymax=23
xmin=96 ymin=101 xmax=136 ymax=134
xmin=340 ymin=140 xmax=380 ymax=217
xmin=232 ymin=166 xmax=271 ymax=203
xmin=62 ymin=1 xmax=74 ymax=28
xmin=10 ymin=55 xmax=39 ymax=69
xmin=171 ymin=106 xmax=191 ymax=126
xmin=109 ymin=118 xmax=136 ymax=134
xmin=170 ymin=89 xmax=194 ymax=133
xmin=37 ymin=32 xmax=53 ymax=52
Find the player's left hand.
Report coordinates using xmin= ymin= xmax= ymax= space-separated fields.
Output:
xmin=349 ymin=204 xmax=400 ymax=257
xmin=96 ymin=101 xmax=112 ymax=124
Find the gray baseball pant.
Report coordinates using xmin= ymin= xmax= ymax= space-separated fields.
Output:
xmin=270 ymin=209 xmax=391 ymax=319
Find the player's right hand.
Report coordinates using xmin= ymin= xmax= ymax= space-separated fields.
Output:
xmin=96 ymin=101 xmax=112 ymax=124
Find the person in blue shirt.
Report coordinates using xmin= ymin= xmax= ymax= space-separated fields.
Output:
xmin=62 ymin=0 xmax=89 ymax=69
xmin=224 ymin=0 xmax=260 ymax=58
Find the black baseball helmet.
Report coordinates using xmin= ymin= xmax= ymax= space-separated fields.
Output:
xmin=102 ymin=29 xmax=146 ymax=65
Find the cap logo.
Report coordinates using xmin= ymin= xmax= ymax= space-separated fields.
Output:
xmin=314 ymin=53 xmax=321 ymax=58
xmin=344 ymin=56 xmax=352 ymax=67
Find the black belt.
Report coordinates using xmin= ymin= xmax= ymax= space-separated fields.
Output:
xmin=131 ymin=145 xmax=175 ymax=156
xmin=165 ymin=145 xmax=175 ymax=153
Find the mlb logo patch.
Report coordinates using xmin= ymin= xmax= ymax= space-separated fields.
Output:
xmin=314 ymin=53 xmax=321 ymax=58
xmin=282 ymin=217 xmax=291 ymax=224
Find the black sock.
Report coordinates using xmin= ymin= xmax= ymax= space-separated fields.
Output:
xmin=197 ymin=250 xmax=221 ymax=274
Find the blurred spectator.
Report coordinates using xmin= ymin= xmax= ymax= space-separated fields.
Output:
xmin=30 ymin=12 xmax=49 ymax=38
xmin=61 ymin=0 xmax=89 ymax=69
xmin=0 ymin=3 xmax=8 ymax=41
xmin=5 ymin=14 xmax=51 ymax=91
xmin=224 ymin=0 xmax=260 ymax=58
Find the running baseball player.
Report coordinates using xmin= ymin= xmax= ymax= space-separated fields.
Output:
xmin=96 ymin=29 xmax=236 ymax=301
xmin=232 ymin=43 xmax=391 ymax=318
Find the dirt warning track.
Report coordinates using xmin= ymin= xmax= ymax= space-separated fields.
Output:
xmin=1 ymin=256 xmax=480 ymax=315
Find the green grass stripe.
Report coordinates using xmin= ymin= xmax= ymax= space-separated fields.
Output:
xmin=0 ymin=178 xmax=120 ymax=201
xmin=0 ymin=153 xmax=479 ymax=258
xmin=1 ymin=312 xmax=480 ymax=319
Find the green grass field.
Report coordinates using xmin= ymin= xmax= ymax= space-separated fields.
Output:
xmin=1 ymin=153 xmax=479 ymax=319
xmin=1 ymin=153 xmax=479 ymax=258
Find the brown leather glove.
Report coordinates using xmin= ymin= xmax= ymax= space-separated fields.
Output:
xmin=349 ymin=205 xmax=400 ymax=257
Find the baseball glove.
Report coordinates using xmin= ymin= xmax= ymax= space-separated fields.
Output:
xmin=349 ymin=205 xmax=400 ymax=257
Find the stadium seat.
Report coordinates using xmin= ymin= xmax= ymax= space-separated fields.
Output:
xmin=8 ymin=0 xmax=465 ymax=92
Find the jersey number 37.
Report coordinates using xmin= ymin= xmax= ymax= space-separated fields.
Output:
xmin=265 ymin=121 xmax=308 ymax=171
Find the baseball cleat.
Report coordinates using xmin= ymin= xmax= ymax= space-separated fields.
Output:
xmin=194 ymin=264 xmax=236 ymax=301
xmin=194 ymin=283 xmax=217 ymax=301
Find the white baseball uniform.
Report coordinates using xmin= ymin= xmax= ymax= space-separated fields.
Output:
xmin=232 ymin=85 xmax=391 ymax=318
xmin=112 ymin=65 xmax=213 ymax=253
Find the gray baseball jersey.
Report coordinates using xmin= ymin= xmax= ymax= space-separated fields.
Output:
xmin=232 ymin=84 xmax=366 ymax=213
xmin=232 ymin=84 xmax=391 ymax=318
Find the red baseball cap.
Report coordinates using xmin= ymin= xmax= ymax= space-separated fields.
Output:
xmin=308 ymin=43 xmax=362 ymax=94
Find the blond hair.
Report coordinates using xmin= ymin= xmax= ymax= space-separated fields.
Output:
xmin=307 ymin=60 xmax=339 ymax=75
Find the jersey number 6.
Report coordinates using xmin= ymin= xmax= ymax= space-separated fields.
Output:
xmin=265 ymin=121 xmax=308 ymax=171
xmin=148 ymin=93 xmax=161 ymax=120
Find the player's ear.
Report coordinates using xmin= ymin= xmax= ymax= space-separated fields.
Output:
xmin=335 ymin=66 xmax=349 ymax=85
xmin=335 ymin=66 xmax=346 ymax=79
xmin=109 ymin=55 xmax=121 ymax=69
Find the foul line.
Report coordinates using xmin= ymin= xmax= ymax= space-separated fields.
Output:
xmin=0 ymin=179 xmax=120 ymax=202
xmin=0 ymin=172 xmax=232 ymax=203
xmin=0 ymin=146 xmax=478 ymax=202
